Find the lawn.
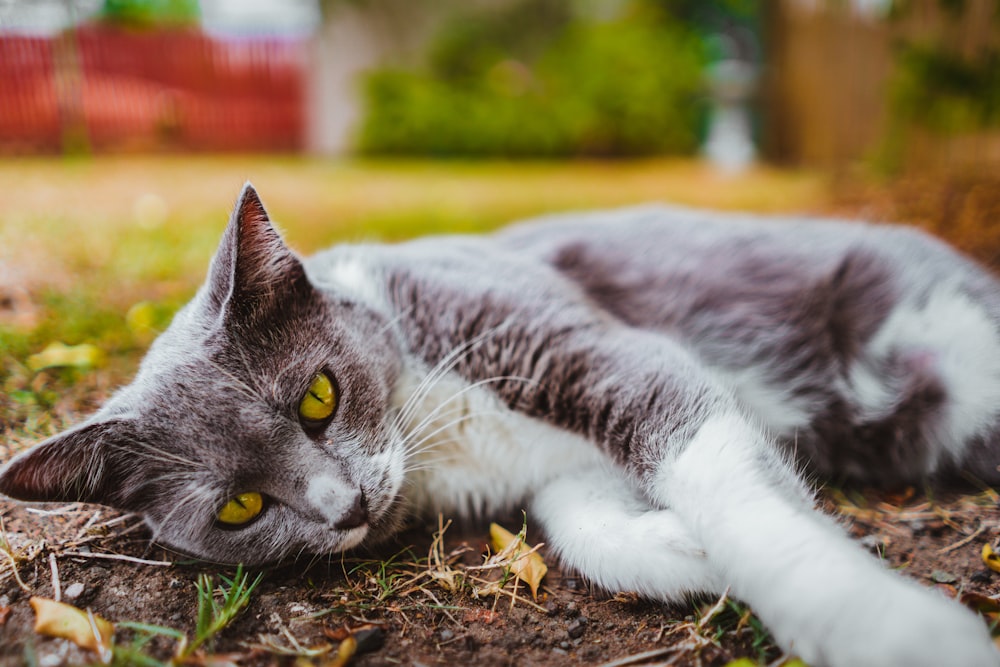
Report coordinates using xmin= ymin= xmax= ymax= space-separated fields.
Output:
xmin=1 ymin=156 xmax=997 ymax=667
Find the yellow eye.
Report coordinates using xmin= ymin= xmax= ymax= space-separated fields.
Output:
xmin=299 ymin=372 xmax=336 ymax=423
xmin=217 ymin=492 xmax=263 ymax=526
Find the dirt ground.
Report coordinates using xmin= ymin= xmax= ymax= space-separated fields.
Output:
xmin=0 ymin=487 xmax=998 ymax=667
xmin=3 ymin=166 xmax=1000 ymax=666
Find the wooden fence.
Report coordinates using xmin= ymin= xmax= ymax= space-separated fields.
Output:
xmin=0 ymin=25 xmax=307 ymax=153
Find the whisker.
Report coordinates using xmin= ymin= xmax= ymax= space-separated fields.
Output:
xmin=390 ymin=319 xmax=515 ymax=434
xmin=202 ymin=356 xmax=259 ymax=402
xmin=397 ymin=375 xmax=537 ymax=455
xmin=114 ymin=436 xmax=201 ymax=468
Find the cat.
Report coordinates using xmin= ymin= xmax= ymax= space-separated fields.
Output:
xmin=2 ymin=183 xmax=999 ymax=666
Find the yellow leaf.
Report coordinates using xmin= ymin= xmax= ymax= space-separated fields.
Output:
xmin=982 ymin=543 xmax=1000 ymax=573
xmin=489 ymin=522 xmax=547 ymax=600
xmin=27 ymin=342 xmax=104 ymax=371
xmin=31 ymin=596 xmax=113 ymax=660
xmin=320 ymin=636 xmax=357 ymax=667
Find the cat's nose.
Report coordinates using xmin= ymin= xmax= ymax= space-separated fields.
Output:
xmin=335 ymin=490 xmax=368 ymax=530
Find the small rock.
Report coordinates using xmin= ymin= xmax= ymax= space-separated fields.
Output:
xmin=544 ymin=600 xmax=559 ymax=616
xmin=63 ymin=582 xmax=85 ymax=601
xmin=930 ymin=570 xmax=957 ymax=584
xmin=438 ymin=629 xmax=455 ymax=642
xmin=971 ymin=570 xmax=994 ymax=583
xmin=559 ymin=641 xmax=571 ymax=650
xmin=355 ymin=626 xmax=386 ymax=655
xmin=552 ymin=647 xmax=568 ymax=656
xmin=168 ymin=578 xmax=184 ymax=590
xmin=563 ymin=601 xmax=579 ymax=619
xmin=567 ymin=619 xmax=587 ymax=640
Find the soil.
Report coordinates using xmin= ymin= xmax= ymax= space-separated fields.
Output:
xmin=0 ymin=487 xmax=998 ymax=667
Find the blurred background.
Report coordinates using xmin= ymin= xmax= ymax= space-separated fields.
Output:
xmin=2 ymin=0 xmax=1000 ymax=431
xmin=2 ymin=0 xmax=997 ymax=168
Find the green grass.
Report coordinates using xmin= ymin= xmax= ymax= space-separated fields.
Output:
xmin=113 ymin=565 xmax=262 ymax=666
xmin=0 ymin=155 xmax=828 ymax=449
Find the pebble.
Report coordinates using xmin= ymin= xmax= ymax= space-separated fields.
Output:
xmin=563 ymin=601 xmax=580 ymax=619
xmin=559 ymin=641 xmax=571 ymax=650
xmin=355 ymin=627 xmax=386 ymax=654
xmin=567 ymin=618 xmax=587 ymax=639
xmin=63 ymin=582 xmax=85 ymax=601
xmin=544 ymin=600 xmax=560 ymax=616
xmin=971 ymin=570 xmax=994 ymax=583
xmin=438 ymin=629 xmax=455 ymax=642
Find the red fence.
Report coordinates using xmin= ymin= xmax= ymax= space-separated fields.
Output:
xmin=0 ymin=26 xmax=307 ymax=153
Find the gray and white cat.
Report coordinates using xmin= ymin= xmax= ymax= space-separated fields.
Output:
xmin=2 ymin=184 xmax=999 ymax=666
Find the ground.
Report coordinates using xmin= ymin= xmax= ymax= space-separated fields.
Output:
xmin=0 ymin=158 xmax=999 ymax=666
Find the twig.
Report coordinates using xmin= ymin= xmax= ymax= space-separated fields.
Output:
xmin=596 ymin=647 xmax=678 ymax=667
xmin=696 ymin=588 xmax=730 ymax=631
xmin=25 ymin=504 xmax=84 ymax=516
xmin=421 ymin=588 xmax=459 ymax=626
xmin=60 ymin=551 xmax=173 ymax=566
xmin=49 ymin=553 xmax=61 ymax=602
xmin=936 ymin=522 xmax=987 ymax=555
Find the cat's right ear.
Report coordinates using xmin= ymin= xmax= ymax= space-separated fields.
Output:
xmin=0 ymin=420 xmax=128 ymax=506
xmin=203 ymin=183 xmax=312 ymax=324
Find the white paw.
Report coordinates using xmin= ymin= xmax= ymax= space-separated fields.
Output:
xmin=778 ymin=578 xmax=999 ymax=667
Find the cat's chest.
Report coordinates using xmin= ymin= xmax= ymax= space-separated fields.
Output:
xmin=391 ymin=360 xmax=605 ymax=517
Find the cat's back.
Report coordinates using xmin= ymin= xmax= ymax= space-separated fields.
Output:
xmin=491 ymin=204 xmax=992 ymax=328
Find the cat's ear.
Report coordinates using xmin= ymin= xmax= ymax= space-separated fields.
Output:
xmin=0 ymin=420 xmax=129 ymax=505
xmin=205 ymin=183 xmax=311 ymax=322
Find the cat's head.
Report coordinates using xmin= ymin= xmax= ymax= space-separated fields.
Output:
xmin=0 ymin=184 xmax=407 ymax=564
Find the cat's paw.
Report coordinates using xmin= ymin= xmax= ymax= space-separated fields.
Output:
xmin=782 ymin=578 xmax=998 ymax=667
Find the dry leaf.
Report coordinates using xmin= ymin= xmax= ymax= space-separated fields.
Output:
xmin=982 ymin=543 xmax=1000 ymax=573
xmin=961 ymin=591 xmax=1000 ymax=614
xmin=319 ymin=636 xmax=357 ymax=667
xmin=489 ymin=523 xmax=547 ymax=600
xmin=31 ymin=596 xmax=113 ymax=660
xmin=27 ymin=342 xmax=104 ymax=371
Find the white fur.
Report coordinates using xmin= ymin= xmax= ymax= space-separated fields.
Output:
xmin=531 ymin=465 xmax=723 ymax=599
xmin=715 ymin=365 xmax=815 ymax=438
xmin=863 ymin=287 xmax=1000 ymax=460
xmin=311 ymin=249 xmax=388 ymax=308
xmin=392 ymin=361 xmax=605 ymax=517
xmin=651 ymin=413 xmax=998 ymax=667
xmin=305 ymin=474 xmax=357 ymax=522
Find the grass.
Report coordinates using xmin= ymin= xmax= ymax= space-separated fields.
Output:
xmin=0 ymin=155 xmax=829 ymax=452
xmin=111 ymin=565 xmax=262 ymax=666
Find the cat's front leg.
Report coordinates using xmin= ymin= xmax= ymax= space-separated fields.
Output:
xmin=656 ymin=413 xmax=999 ymax=667
xmin=530 ymin=464 xmax=724 ymax=600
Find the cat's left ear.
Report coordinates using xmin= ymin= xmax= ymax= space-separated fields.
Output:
xmin=0 ymin=420 xmax=131 ymax=506
xmin=204 ymin=183 xmax=312 ymax=323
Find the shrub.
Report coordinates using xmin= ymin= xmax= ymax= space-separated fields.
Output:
xmin=358 ymin=2 xmax=707 ymax=158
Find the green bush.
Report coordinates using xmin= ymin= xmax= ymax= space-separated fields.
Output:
xmin=358 ymin=3 xmax=707 ymax=158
